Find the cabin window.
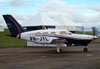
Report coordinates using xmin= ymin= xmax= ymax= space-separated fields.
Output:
xmin=43 ymin=32 xmax=48 ymax=35
xmin=35 ymin=32 xmax=41 ymax=35
xmin=51 ymin=32 xmax=56 ymax=35
xmin=60 ymin=31 xmax=67 ymax=35
xmin=68 ymin=32 xmax=72 ymax=35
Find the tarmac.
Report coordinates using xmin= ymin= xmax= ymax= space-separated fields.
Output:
xmin=0 ymin=42 xmax=100 ymax=69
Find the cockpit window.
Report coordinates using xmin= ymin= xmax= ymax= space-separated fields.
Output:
xmin=51 ymin=32 xmax=56 ymax=35
xmin=43 ymin=32 xmax=48 ymax=35
xmin=68 ymin=32 xmax=72 ymax=35
xmin=60 ymin=31 xmax=67 ymax=35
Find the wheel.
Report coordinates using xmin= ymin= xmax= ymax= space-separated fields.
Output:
xmin=83 ymin=48 xmax=88 ymax=52
xmin=60 ymin=49 xmax=62 ymax=53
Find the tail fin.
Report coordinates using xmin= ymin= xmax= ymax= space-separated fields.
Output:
xmin=92 ymin=27 xmax=100 ymax=38
xmin=3 ymin=15 xmax=25 ymax=38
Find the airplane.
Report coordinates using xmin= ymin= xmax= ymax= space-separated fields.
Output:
xmin=3 ymin=14 xmax=98 ymax=53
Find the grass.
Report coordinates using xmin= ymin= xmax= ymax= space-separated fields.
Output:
xmin=0 ymin=29 xmax=26 ymax=48
xmin=94 ymin=38 xmax=100 ymax=42
xmin=76 ymin=31 xmax=93 ymax=35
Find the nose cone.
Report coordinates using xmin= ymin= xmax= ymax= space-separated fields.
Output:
xmin=93 ymin=36 xmax=98 ymax=39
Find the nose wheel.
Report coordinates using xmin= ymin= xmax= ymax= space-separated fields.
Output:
xmin=83 ymin=48 xmax=88 ymax=52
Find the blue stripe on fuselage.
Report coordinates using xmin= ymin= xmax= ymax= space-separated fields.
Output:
xmin=35 ymin=35 xmax=92 ymax=46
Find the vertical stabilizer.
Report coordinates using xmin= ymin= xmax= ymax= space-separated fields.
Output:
xmin=3 ymin=15 xmax=25 ymax=38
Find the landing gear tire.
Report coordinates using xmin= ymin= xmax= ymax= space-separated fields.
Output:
xmin=83 ymin=48 xmax=88 ymax=52
xmin=56 ymin=48 xmax=62 ymax=54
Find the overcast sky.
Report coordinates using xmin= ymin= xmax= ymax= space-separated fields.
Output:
xmin=0 ymin=0 xmax=100 ymax=27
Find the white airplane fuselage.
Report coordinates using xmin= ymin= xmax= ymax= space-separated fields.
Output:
xmin=18 ymin=29 xmax=97 ymax=46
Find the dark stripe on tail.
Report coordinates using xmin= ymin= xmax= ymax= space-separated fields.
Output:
xmin=3 ymin=15 xmax=25 ymax=38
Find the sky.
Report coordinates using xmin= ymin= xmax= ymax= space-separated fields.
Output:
xmin=0 ymin=0 xmax=100 ymax=28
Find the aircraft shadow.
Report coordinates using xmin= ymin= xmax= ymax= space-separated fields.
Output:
xmin=26 ymin=50 xmax=92 ymax=55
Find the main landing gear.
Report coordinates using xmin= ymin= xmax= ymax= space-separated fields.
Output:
xmin=56 ymin=47 xmax=62 ymax=54
xmin=83 ymin=47 xmax=88 ymax=52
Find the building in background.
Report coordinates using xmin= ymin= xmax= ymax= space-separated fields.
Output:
xmin=23 ymin=13 xmax=82 ymax=46
xmin=0 ymin=26 xmax=4 ymax=32
xmin=23 ymin=13 xmax=82 ymax=32
xmin=23 ymin=13 xmax=62 ymax=31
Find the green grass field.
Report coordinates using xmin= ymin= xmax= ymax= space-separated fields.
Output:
xmin=0 ymin=29 xmax=26 ymax=48
xmin=76 ymin=31 xmax=93 ymax=35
